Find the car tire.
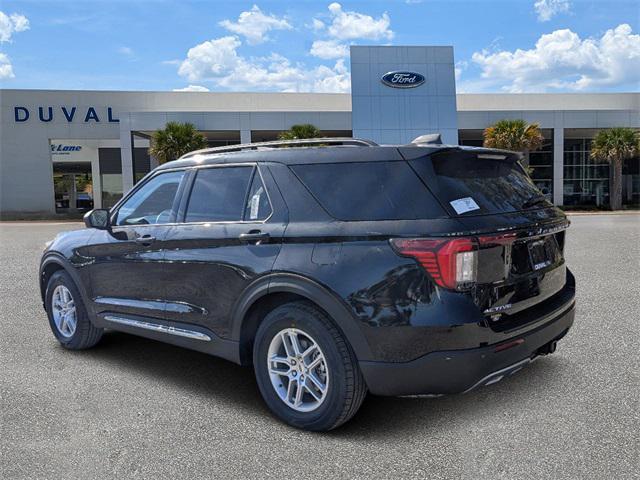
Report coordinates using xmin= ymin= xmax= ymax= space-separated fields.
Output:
xmin=45 ymin=270 xmax=103 ymax=350
xmin=253 ymin=301 xmax=367 ymax=431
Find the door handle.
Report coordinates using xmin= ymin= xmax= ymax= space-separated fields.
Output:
xmin=239 ymin=230 xmax=270 ymax=244
xmin=135 ymin=235 xmax=156 ymax=244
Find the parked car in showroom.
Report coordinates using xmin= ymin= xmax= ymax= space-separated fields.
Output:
xmin=39 ymin=136 xmax=575 ymax=431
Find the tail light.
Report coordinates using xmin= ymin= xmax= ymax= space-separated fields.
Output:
xmin=390 ymin=237 xmax=478 ymax=290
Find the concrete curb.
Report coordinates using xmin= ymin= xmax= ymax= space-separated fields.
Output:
xmin=565 ymin=211 xmax=640 ymax=216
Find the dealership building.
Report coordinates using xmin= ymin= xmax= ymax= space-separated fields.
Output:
xmin=1 ymin=46 xmax=638 ymax=216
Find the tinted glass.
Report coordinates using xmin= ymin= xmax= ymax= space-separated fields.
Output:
xmin=291 ymin=161 xmax=445 ymax=221
xmin=243 ymin=170 xmax=272 ymax=221
xmin=115 ymin=170 xmax=184 ymax=225
xmin=185 ymin=166 xmax=253 ymax=222
xmin=420 ymin=151 xmax=546 ymax=216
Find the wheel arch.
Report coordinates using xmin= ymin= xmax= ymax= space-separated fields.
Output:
xmin=231 ymin=273 xmax=373 ymax=366
xmin=40 ymin=254 xmax=92 ymax=312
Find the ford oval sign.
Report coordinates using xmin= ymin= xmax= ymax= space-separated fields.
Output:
xmin=381 ymin=71 xmax=425 ymax=89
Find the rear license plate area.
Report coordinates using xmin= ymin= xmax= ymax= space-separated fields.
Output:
xmin=528 ymin=238 xmax=553 ymax=271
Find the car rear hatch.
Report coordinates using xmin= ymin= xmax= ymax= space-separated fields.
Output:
xmin=400 ymin=146 xmax=572 ymax=330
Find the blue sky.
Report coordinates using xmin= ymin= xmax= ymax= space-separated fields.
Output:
xmin=0 ymin=0 xmax=638 ymax=93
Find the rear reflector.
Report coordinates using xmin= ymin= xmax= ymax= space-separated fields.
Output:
xmin=390 ymin=237 xmax=478 ymax=290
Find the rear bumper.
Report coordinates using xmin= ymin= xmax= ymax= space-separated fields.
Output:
xmin=359 ymin=301 xmax=575 ymax=396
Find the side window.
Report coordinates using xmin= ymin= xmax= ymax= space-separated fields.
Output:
xmin=114 ymin=170 xmax=185 ymax=226
xmin=243 ymin=169 xmax=272 ymax=221
xmin=185 ymin=166 xmax=253 ymax=223
xmin=290 ymin=161 xmax=445 ymax=221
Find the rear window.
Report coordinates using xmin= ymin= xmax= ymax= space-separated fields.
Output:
xmin=411 ymin=151 xmax=545 ymax=216
xmin=290 ymin=161 xmax=445 ymax=221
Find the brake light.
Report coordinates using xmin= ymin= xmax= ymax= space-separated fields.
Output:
xmin=390 ymin=237 xmax=478 ymax=290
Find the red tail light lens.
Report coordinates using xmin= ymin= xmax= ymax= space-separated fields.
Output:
xmin=390 ymin=237 xmax=478 ymax=290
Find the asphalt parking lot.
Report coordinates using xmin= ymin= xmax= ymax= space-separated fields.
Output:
xmin=1 ymin=214 xmax=638 ymax=479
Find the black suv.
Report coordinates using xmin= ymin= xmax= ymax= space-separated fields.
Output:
xmin=40 ymin=137 xmax=575 ymax=431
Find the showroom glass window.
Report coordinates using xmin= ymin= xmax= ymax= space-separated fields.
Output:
xmin=114 ymin=170 xmax=185 ymax=225
xmin=563 ymin=138 xmax=610 ymax=207
xmin=528 ymin=134 xmax=553 ymax=198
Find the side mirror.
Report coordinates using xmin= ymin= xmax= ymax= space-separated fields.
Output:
xmin=84 ymin=209 xmax=111 ymax=230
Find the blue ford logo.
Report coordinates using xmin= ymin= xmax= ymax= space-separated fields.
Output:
xmin=381 ymin=71 xmax=425 ymax=88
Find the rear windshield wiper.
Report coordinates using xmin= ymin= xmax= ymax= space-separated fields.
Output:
xmin=522 ymin=194 xmax=550 ymax=209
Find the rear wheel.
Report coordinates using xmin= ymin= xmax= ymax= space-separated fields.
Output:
xmin=253 ymin=301 xmax=367 ymax=431
xmin=45 ymin=270 xmax=103 ymax=349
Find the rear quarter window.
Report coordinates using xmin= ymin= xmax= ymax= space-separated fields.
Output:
xmin=290 ymin=161 xmax=446 ymax=221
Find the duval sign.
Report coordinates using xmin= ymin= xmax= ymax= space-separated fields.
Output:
xmin=381 ymin=71 xmax=425 ymax=88
xmin=14 ymin=106 xmax=119 ymax=123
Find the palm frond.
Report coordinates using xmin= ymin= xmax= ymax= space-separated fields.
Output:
xmin=590 ymin=128 xmax=640 ymax=166
xmin=483 ymin=119 xmax=544 ymax=153
xmin=149 ymin=122 xmax=208 ymax=164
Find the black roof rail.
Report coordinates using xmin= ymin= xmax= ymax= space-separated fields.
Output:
xmin=180 ymin=137 xmax=378 ymax=159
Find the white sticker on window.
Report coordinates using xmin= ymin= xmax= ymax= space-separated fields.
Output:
xmin=449 ymin=197 xmax=480 ymax=215
xmin=249 ymin=187 xmax=263 ymax=220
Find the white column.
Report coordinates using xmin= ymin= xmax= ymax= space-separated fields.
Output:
xmin=553 ymin=127 xmax=564 ymax=206
xmin=91 ymin=150 xmax=102 ymax=209
xmin=240 ymin=129 xmax=251 ymax=144
xmin=119 ymin=116 xmax=135 ymax=194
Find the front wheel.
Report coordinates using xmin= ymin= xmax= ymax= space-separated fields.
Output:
xmin=45 ymin=270 xmax=103 ymax=349
xmin=253 ymin=301 xmax=367 ymax=431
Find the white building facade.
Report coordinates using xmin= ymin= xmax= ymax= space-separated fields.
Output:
xmin=1 ymin=46 xmax=638 ymax=216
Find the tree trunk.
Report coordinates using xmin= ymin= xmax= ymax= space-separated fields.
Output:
xmin=610 ymin=160 xmax=623 ymax=210
xmin=521 ymin=151 xmax=530 ymax=168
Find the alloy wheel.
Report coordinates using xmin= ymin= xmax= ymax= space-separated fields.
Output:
xmin=267 ymin=328 xmax=330 ymax=412
xmin=51 ymin=285 xmax=77 ymax=338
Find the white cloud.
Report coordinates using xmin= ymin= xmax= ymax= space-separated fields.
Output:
xmin=310 ymin=39 xmax=349 ymax=59
xmin=308 ymin=3 xmax=393 ymax=59
xmin=454 ymin=60 xmax=468 ymax=81
xmin=178 ymin=36 xmax=242 ymax=82
xmin=177 ymin=35 xmax=350 ymax=93
xmin=471 ymin=24 xmax=640 ymax=92
xmin=118 ymin=46 xmax=134 ymax=56
xmin=309 ymin=58 xmax=351 ymax=93
xmin=0 ymin=11 xmax=29 ymax=43
xmin=173 ymin=85 xmax=210 ymax=92
xmin=219 ymin=5 xmax=291 ymax=45
xmin=0 ymin=52 xmax=14 ymax=79
xmin=178 ymin=4 xmax=395 ymax=92
xmin=323 ymin=2 xmax=393 ymax=41
xmin=311 ymin=18 xmax=325 ymax=31
xmin=533 ymin=0 xmax=570 ymax=22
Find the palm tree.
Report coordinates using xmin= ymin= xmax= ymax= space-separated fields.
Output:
xmin=148 ymin=122 xmax=208 ymax=164
xmin=483 ymin=119 xmax=544 ymax=167
xmin=278 ymin=124 xmax=322 ymax=141
xmin=590 ymin=127 xmax=640 ymax=210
